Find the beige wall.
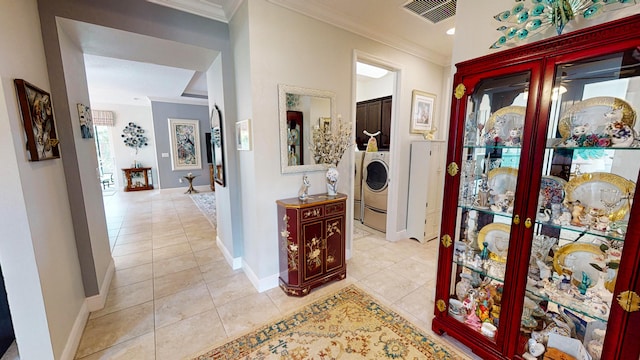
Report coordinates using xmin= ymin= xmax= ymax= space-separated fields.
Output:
xmin=234 ymin=0 xmax=446 ymax=288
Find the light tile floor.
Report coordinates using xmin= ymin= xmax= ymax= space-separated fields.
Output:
xmin=70 ymin=187 xmax=476 ymax=359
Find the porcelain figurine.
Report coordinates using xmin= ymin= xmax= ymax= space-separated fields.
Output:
xmin=504 ymin=127 xmax=522 ymax=146
xmin=570 ymin=201 xmax=586 ymax=226
xmin=455 ymin=273 xmax=473 ymax=301
xmin=474 ymin=174 xmax=492 ymax=208
xmin=578 ymin=272 xmax=592 ymax=295
xmin=298 ymin=175 xmax=310 ymax=200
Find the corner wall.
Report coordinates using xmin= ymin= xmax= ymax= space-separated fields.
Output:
xmin=0 ymin=1 xmax=85 ymax=358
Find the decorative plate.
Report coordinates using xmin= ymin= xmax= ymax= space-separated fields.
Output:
xmin=538 ymin=175 xmax=567 ymax=208
xmin=564 ymin=172 xmax=635 ymax=221
xmin=488 ymin=167 xmax=519 ymax=195
xmin=484 ymin=106 xmax=526 ymax=146
xmin=478 ymin=223 xmax=511 ymax=262
xmin=553 ymin=243 xmax=606 ymax=287
xmin=557 ymin=96 xmax=636 ymax=140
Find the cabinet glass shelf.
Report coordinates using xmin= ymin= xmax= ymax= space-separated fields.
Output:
xmin=454 ymin=260 xmax=506 ymax=284
xmin=525 ymin=287 xmax=610 ymax=323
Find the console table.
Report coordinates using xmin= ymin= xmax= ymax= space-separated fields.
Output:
xmin=122 ymin=167 xmax=153 ymax=192
xmin=277 ymin=193 xmax=347 ymax=296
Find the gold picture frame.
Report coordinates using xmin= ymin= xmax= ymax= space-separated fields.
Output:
xmin=410 ymin=90 xmax=436 ymax=134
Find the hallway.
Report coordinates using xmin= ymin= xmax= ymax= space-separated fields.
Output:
xmin=72 ymin=187 xmax=469 ymax=359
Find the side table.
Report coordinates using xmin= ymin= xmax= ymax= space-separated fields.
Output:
xmin=184 ymin=175 xmax=198 ymax=194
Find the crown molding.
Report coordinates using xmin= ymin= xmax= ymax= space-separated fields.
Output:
xmin=266 ymin=0 xmax=450 ymax=66
xmin=146 ymin=0 xmax=243 ymax=23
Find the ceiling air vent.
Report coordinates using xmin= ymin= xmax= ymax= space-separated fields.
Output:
xmin=403 ymin=0 xmax=457 ymax=24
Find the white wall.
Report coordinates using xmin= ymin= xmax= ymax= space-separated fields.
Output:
xmin=0 ymin=0 xmax=86 ymax=358
xmin=356 ymin=72 xmax=394 ymax=102
xmin=236 ymin=0 xmax=445 ymax=288
xmin=91 ymin=102 xmax=157 ymax=188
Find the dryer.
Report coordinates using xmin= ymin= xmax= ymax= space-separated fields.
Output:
xmin=362 ymin=151 xmax=390 ymax=232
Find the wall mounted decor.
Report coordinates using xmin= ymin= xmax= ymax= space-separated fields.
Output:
xmin=77 ymin=103 xmax=94 ymax=139
xmin=211 ymin=104 xmax=225 ymax=186
xmin=168 ymin=118 xmax=201 ymax=171
xmin=490 ymin=0 xmax=640 ymax=49
xmin=410 ymin=90 xmax=436 ymax=134
xmin=236 ymin=119 xmax=252 ymax=151
xmin=14 ymin=79 xmax=60 ymax=161
xmin=121 ymin=122 xmax=148 ymax=154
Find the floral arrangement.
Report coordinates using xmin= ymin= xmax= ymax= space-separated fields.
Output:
xmin=121 ymin=122 xmax=148 ymax=154
xmin=309 ymin=115 xmax=352 ymax=167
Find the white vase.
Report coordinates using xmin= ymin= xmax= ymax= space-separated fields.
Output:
xmin=326 ymin=166 xmax=339 ymax=196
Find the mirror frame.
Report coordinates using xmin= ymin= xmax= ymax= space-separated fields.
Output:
xmin=278 ymin=84 xmax=336 ymax=174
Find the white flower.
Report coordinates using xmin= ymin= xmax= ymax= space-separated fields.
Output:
xmin=309 ymin=115 xmax=352 ymax=167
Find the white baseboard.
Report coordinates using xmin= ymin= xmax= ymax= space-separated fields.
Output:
xmin=86 ymin=258 xmax=115 ymax=312
xmin=216 ymin=236 xmax=241 ymax=270
xmin=60 ymin=301 xmax=89 ymax=360
xmin=242 ymin=259 xmax=279 ymax=293
xmin=61 ymin=258 xmax=114 ymax=359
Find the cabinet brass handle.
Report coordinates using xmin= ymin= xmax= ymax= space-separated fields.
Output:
xmin=513 ymin=215 xmax=520 ymax=225
xmin=525 ymin=218 xmax=532 ymax=228
xmin=454 ymin=83 xmax=466 ymax=99
xmin=441 ymin=234 xmax=452 ymax=248
xmin=617 ymin=291 xmax=640 ymax=312
xmin=447 ymin=162 xmax=459 ymax=177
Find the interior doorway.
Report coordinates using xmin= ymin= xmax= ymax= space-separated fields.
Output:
xmin=353 ymin=59 xmax=397 ymax=238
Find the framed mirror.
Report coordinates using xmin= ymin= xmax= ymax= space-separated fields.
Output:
xmin=278 ymin=84 xmax=335 ymax=174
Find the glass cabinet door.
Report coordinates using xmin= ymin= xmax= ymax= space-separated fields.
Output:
xmin=519 ymin=48 xmax=639 ymax=360
xmin=449 ymin=72 xmax=531 ymax=343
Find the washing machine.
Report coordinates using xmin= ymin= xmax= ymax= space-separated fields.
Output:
xmin=354 ymin=151 xmax=364 ymax=222
xmin=362 ymin=151 xmax=390 ymax=232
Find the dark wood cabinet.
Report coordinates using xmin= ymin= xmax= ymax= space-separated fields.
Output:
xmin=122 ymin=167 xmax=153 ymax=191
xmin=209 ymin=164 xmax=215 ymax=191
xmin=433 ymin=15 xmax=640 ymax=360
xmin=355 ymin=96 xmax=392 ymax=150
xmin=277 ymin=193 xmax=347 ymax=296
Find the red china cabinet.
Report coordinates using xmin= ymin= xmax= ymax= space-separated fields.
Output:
xmin=432 ymin=15 xmax=640 ymax=360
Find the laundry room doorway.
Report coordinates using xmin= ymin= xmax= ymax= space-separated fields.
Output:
xmin=353 ymin=58 xmax=397 ymax=239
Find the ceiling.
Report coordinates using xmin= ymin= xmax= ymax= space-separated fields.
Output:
xmin=75 ymin=0 xmax=455 ymax=106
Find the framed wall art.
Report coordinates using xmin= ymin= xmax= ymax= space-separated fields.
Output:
xmin=168 ymin=118 xmax=201 ymax=171
xmin=410 ymin=90 xmax=436 ymax=134
xmin=211 ymin=104 xmax=226 ymax=186
xmin=77 ymin=103 xmax=94 ymax=139
xmin=14 ymin=79 xmax=60 ymax=161
xmin=236 ymin=119 xmax=252 ymax=151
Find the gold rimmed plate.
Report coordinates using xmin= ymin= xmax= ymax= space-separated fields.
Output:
xmin=558 ymin=96 xmax=636 ymax=139
xmin=488 ymin=167 xmax=519 ymax=195
xmin=478 ymin=223 xmax=511 ymax=262
xmin=484 ymin=106 xmax=526 ymax=145
xmin=564 ymin=172 xmax=635 ymax=221
xmin=553 ymin=243 xmax=606 ymax=288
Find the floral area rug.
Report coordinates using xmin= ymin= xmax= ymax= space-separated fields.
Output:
xmin=193 ymin=285 xmax=458 ymax=359
xmin=190 ymin=192 xmax=217 ymax=228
